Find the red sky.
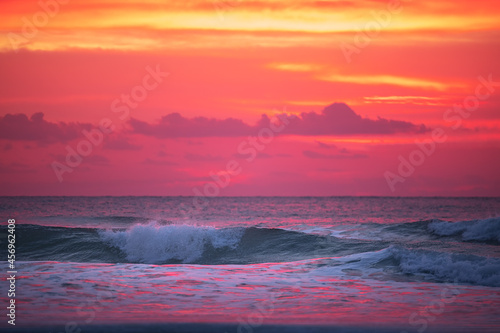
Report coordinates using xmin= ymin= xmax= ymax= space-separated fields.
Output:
xmin=1 ymin=0 xmax=499 ymax=196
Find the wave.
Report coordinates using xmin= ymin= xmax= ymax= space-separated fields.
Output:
xmin=9 ymin=223 xmax=385 ymax=265
xmin=6 ymin=222 xmax=500 ymax=287
xmin=390 ymin=246 xmax=500 ymax=287
xmin=428 ymin=217 xmax=500 ymax=243
xmin=295 ymin=217 xmax=500 ymax=245
xmin=99 ymin=223 xmax=245 ymax=263
xmin=313 ymin=246 xmax=500 ymax=288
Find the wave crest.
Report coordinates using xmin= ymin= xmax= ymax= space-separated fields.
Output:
xmin=99 ymin=223 xmax=244 ymax=264
xmin=428 ymin=217 xmax=500 ymax=243
xmin=389 ymin=246 xmax=500 ymax=287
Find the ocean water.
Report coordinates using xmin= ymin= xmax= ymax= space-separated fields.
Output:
xmin=1 ymin=196 xmax=500 ymax=333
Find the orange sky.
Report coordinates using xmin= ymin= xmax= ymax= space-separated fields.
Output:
xmin=1 ymin=0 xmax=499 ymax=196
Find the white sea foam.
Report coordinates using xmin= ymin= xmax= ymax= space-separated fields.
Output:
xmin=99 ymin=222 xmax=244 ymax=263
xmin=311 ymin=246 xmax=500 ymax=287
xmin=428 ymin=217 xmax=500 ymax=243
xmin=390 ymin=246 xmax=500 ymax=287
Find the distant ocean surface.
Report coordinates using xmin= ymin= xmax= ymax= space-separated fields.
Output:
xmin=1 ymin=196 xmax=500 ymax=333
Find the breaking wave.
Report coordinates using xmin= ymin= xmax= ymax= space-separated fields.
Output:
xmin=428 ymin=217 xmax=500 ymax=243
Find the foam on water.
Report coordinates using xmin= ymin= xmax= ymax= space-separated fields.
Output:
xmin=14 ymin=259 xmax=500 ymax=332
xmin=9 ymin=221 xmax=500 ymax=287
xmin=428 ymin=217 xmax=500 ymax=243
xmin=389 ymin=246 xmax=500 ymax=287
xmin=3 ymin=197 xmax=500 ymax=332
xmin=99 ymin=222 xmax=244 ymax=263
xmin=311 ymin=246 xmax=500 ymax=287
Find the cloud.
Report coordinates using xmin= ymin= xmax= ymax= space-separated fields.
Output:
xmin=257 ymin=152 xmax=273 ymax=159
xmin=51 ymin=153 xmax=110 ymax=166
xmin=158 ymin=150 xmax=171 ymax=157
xmin=130 ymin=113 xmax=254 ymax=138
xmin=130 ymin=103 xmax=428 ymax=138
xmin=0 ymin=112 xmax=90 ymax=143
xmin=315 ymin=140 xmax=335 ymax=149
xmin=234 ymin=152 xmax=273 ymax=159
xmin=0 ymin=162 xmax=36 ymax=174
xmin=104 ymin=137 xmax=142 ymax=150
xmin=143 ymin=158 xmax=177 ymax=166
xmin=284 ymin=103 xmax=428 ymax=135
xmin=85 ymin=155 xmax=110 ymax=166
xmin=0 ymin=104 xmax=427 ymax=152
xmin=319 ymin=74 xmax=457 ymax=91
xmin=303 ymin=150 xmax=368 ymax=159
xmin=185 ymin=153 xmax=224 ymax=162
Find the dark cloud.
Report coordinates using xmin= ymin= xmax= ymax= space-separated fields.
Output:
xmin=1 ymin=104 xmax=427 ymax=146
xmin=0 ymin=162 xmax=36 ymax=174
xmin=257 ymin=152 xmax=273 ymax=159
xmin=51 ymin=153 xmax=110 ymax=166
xmin=131 ymin=113 xmax=253 ymax=138
xmin=104 ymin=137 xmax=141 ymax=150
xmin=0 ymin=112 xmax=91 ymax=142
xmin=185 ymin=153 xmax=224 ymax=162
xmin=303 ymin=150 xmax=368 ymax=159
xmin=158 ymin=150 xmax=171 ymax=157
xmin=143 ymin=158 xmax=177 ymax=166
xmin=285 ymin=103 xmax=428 ymax=135
xmin=85 ymin=155 xmax=110 ymax=166
xmin=315 ymin=141 xmax=336 ymax=149
xmin=233 ymin=152 xmax=275 ymax=159
xmin=130 ymin=103 xmax=428 ymax=138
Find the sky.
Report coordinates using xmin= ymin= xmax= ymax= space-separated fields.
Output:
xmin=0 ymin=0 xmax=499 ymax=196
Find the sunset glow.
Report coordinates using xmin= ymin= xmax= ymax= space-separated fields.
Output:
xmin=1 ymin=0 xmax=499 ymax=196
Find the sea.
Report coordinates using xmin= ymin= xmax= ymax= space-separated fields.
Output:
xmin=1 ymin=196 xmax=500 ymax=333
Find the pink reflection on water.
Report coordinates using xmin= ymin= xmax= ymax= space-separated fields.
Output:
xmin=12 ymin=261 xmax=500 ymax=331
